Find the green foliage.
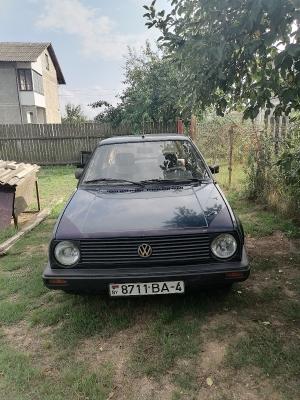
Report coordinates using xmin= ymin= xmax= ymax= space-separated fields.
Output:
xmin=61 ymin=103 xmax=89 ymax=124
xmin=89 ymin=100 xmax=124 ymax=128
xmin=243 ymin=126 xmax=300 ymax=225
xmin=145 ymin=0 xmax=300 ymax=118
xmin=276 ymin=139 xmax=300 ymax=185
xmin=90 ymin=42 xmax=202 ymax=132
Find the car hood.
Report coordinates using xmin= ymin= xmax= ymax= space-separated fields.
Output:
xmin=55 ymin=184 xmax=234 ymax=239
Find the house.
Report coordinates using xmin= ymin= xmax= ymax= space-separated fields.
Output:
xmin=0 ymin=42 xmax=66 ymax=124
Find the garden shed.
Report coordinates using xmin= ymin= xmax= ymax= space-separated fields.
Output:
xmin=0 ymin=160 xmax=40 ymax=229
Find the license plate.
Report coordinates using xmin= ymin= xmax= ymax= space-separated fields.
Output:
xmin=109 ymin=281 xmax=185 ymax=297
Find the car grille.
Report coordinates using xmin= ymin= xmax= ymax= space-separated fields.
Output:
xmin=80 ymin=234 xmax=210 ymax=266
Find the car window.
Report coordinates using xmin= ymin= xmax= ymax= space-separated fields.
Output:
xmin=84 ymin=140 xmax=209 ymax=182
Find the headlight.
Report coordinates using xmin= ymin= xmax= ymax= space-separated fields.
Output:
xmin=54 ymin=241 xmax=80 ymax=266
xmin=211 ymin=234 xmax=237 ymax=259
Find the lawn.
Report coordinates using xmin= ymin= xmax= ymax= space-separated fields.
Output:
xmin=0 ymin=165 xmax=300 ymax=399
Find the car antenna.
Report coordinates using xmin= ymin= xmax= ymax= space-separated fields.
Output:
xmin=142 ymin=116 xmax=145 ymax=137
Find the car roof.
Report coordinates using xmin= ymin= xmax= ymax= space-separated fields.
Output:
xmin=98 ymin=134 xmax=191 ymax=146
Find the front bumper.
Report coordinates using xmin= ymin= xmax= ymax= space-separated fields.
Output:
xmin=43 ymin=246 xmax=250 ymax=293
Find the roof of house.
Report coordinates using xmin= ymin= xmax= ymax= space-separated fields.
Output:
xmin=0 ymin=42 xmax=66 ymax=84
xmin=0 ymin=160 xmax=40 ymax=187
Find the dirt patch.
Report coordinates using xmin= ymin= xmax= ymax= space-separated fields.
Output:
xmin=2 ymin=321 xmax=55 ymax=350
xmin=245 ymin=230 xmax=298 ymax=256
xmin=5 ymin=212 xmax=39 ymax=231
xmin=194 ymin=368 xmax=283 ymax=400
xmin=193 ymin=314 xmax=282 ymax=400
xmin=75 ymin=325 xmax=178 ymax=399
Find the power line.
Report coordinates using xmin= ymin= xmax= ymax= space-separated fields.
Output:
xmin=58 ymin=89 xmax=121 ymax=92
xmin=59 ymin=94 xmax=116 ymax=97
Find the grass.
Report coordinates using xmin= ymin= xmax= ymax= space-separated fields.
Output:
xmin=1 ymin=165 xmax=300 ymax=398
xmin=226 ymin=325 xmax=300 ymax=391
xmin=0 ymin=165 xmax=77 ymax=242
xmin=0 ymin=342 xmax=114 ymax=400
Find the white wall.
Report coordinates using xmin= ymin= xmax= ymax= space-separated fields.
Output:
xmin=19 ymin=91 xmax=45 ymax=107
xmin=31 ymin=56 xmax=42 ymax=75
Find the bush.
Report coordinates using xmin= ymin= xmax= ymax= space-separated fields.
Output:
xmin=245 ymin=122 xmax=300 ymax=223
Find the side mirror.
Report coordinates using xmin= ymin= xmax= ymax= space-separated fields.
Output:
xmin=81 ymin=151 xmax=92 ymax=166
xmin=209 ymin=164 xmax=219 ymax=174
xmin=75 ymin=169 xmax=83 ymax=180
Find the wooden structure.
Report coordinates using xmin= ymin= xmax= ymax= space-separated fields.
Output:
xmin=0 ymin=122 xmax=178 ymax=165
xmin=0 ymin=160 xmax=40 ymax=229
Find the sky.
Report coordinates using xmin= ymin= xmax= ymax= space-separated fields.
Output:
xmin=0 ymin=0 xmax=171 ymax=119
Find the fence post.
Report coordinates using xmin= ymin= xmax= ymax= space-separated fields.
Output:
xmin=177 ymin=120 xmax=182 ymax=134
xmin=228 ymin=125 xmax=234 ymax=187
xmin=190 ymin=115 xmax=196 ymax=141
xmin=274 ymin=117 xmax=280 ymax=155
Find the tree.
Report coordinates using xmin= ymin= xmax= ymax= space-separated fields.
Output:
xmin=61 ymin=103 xmax=89 ymax=124
xmin=144 ymin=0 xmax=300 ymax=119
xmin=89 ymin=100 xmax=124 ymax=127
xmin=121 ymin=42 xmax=196 ymax=126
xmin=90 ymin=42 xmax=202 ymax=132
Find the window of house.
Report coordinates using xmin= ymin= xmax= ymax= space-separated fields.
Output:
xmin=18 ymin=69 xmax=33 ymax=91
xmin=32 ymin=70 xmax=44 ymax=95
xmin=27 ymin=111 xmax=34 ymax=124
xmin=18 ymin=69 xmax=44 ymax=95
xmin=45 ymin=54 xmax=49 ymax=70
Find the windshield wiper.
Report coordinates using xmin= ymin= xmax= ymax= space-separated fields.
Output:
xmin=140 ymin=178 xmax=210 ymax=185
xmin=139 ymin=179 xmax=173 ymax=184
xmin=83 ymin=178 xmax=144 ymax=187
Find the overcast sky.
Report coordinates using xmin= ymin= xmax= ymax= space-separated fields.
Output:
xmin=0 ymin=0 xmax=171 ymax=119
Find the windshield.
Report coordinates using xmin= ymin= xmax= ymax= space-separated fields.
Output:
xmin=83 ymin=140 xmax=210 ymax=183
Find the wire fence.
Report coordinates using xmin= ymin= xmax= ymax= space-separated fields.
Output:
xmin=194 ymin=114 xmax=290 ymax=188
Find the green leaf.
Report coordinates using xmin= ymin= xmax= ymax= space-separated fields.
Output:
xmin=285 ymin=106 xmax=291 ymax=116
xmin=282 ymin=89 xmax=298 ymax=106
xmin=284 ymin=160 xmax=292 ymax=173
xmin=244 ymin=109 xmax=252 ymax=120
xmin=251 ymin=0 xmax=263 ymax=21
xmin=265 ymin=109 xmax=271 ymax=117
xmin=246 ymin=18 xmax=253 ymax=32
xmin=287 ymin=44 xmax=300 ymax=57
xmin=294 ymin=61 xmax=300 ymax=71
xmin=220 ymin=98 xmax=227 ymax=110
xmin=274 ymin=51 xmax=286 ymax=69
xmin=252 ymin=105 xmax=260 ymax=119
xmin=145 ymin=22 xmax=155 ymax=29
xmin=266 ymin=0 xmax=279 ymax=14
xmin=281 ymin=56 xmax=293 ymax=72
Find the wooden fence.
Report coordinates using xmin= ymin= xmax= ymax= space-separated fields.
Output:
xmin=0 ymin=122 xmax=177 ymax=165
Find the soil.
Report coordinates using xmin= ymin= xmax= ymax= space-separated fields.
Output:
xmin=14 ymin=211 xmax=39 ymax=230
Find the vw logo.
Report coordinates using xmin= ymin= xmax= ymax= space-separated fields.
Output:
xmin=138 ymin=244 xmax=152 ymax=258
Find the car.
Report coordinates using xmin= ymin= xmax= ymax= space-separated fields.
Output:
xmin=43 ymin=134 xmax=250 ymax=296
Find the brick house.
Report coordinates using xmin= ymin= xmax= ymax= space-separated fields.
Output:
xmin=0 ymin=42 xmax=66 ymax=124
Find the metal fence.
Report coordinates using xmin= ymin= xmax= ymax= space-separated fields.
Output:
xmin=0 ymin=121 xmax=177 ymax=165
xmin=195 ymin=115 xmax=290 ymax=187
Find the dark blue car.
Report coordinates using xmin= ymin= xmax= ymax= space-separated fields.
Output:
xmin=43 ymin=135 xmax=250 ymax=296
